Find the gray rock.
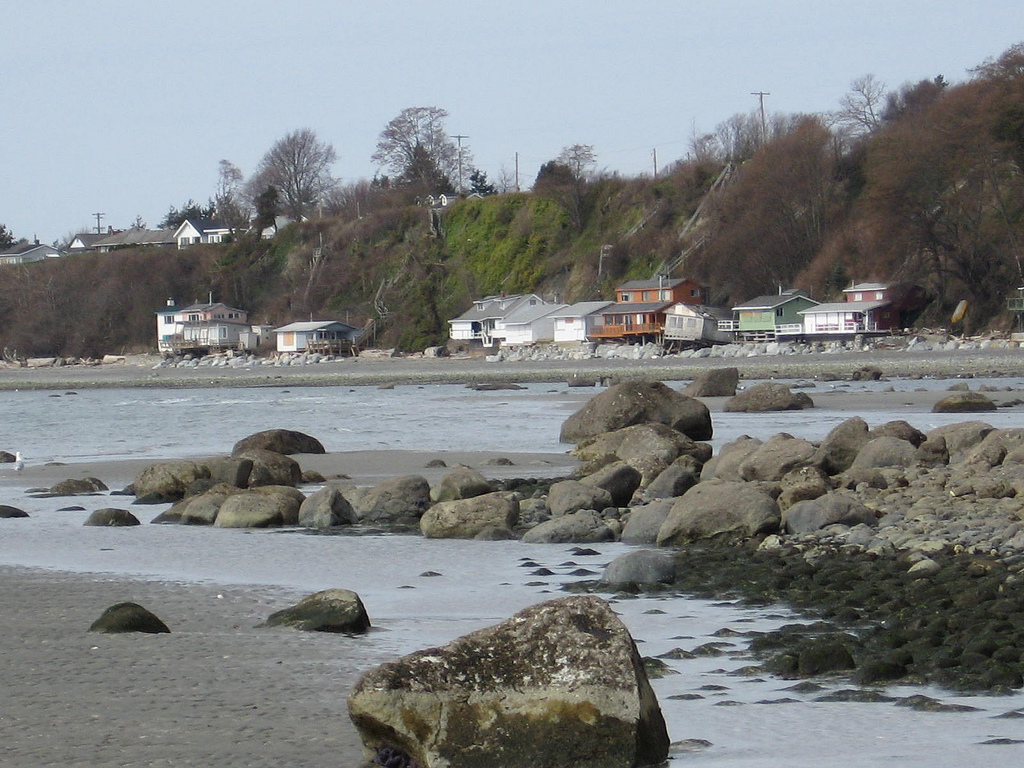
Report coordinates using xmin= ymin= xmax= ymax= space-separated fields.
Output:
xmin=352 ymin=475 xmax=431 ymax=524
xmin=579 ymin=461 xmax=642 ymax=506
xmin=214 ymin=488 xmax=301 ymax=528
xmin=657 ymin=481 xmax=780 ymax=546
xmin=348 ymin=595 xmax=669 ymax=768
xmin=231 ymin=429 xmax=326 ymax=455
xmin=420 ymin=491 xmax=519 ymax=539
xmin=547 ymin=480 xmax=614 ymax=517
xmin=643 ymin=461 xmax=699 ymax=501
xmin=813 ymin=417 xmax=871 ymax=475
xmin=783 ymin=493 xmax=877 ymax=534
xmin=851 ymin=436 xmax=917 ymax=469
xmin=925 ymin=421 xmax=994 ymax=462
xmin=430 ymin=466 xmax=493 ymax=503
xmin=83 ymin=507 xmax=140 ymax=526
xmin=0 ymin=505 xmax=28 ymax=518
xmin=620 ymin=500 xmax=675 ymax=545
xmin=681 ymin=367 xmax=738 ymax=397
xmin=264 ymin=588 xmax=370 ymax=633
xmin=702 ymin=436 xmax=763 ymax=481
xmin=871 ymin=420 xmax=926 ymax=447
xmin=233 ymin=448 xmax=302 ymax=487
xmin=176 ymin=489 xmax=234 ymax=525
xmin=298 ymin=485 xmax=356 ymax=529
xmin=738 ymin=433 xmax=817 ymax=481
xmin=601 ymin=549 xmax=677 ymax=586
xmin=560 ymin=380 xmax=712 ymax=443
xmin=133 ymin=461 xmax=210 ymax=501
xmin=724 ymin=382 xmax=813 ymax=412
xmin=521 ymin=509 xmax=616 ymax=544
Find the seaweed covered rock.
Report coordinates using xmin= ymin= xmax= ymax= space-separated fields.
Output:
xmin=348 ymin=595 xmax=669 ymax=768
xmin=298 ymin=485 xmax=356 ymax=529
xmin=724 ymin=382 xmax=812 ymax=412
xmin=657 ymin=481 xmax=780 ymax=546
xmin=932 ymin=392 xmax=997 ymax=413
xmin=420 ymin=491 xmax=519 ymax=539
xmin=134 ymin=461 xmax=210 ymax=501
xmin=89 ymin=602 xmax=170 ymax=634
xmin=83 ymin=507 xmax=140 ymax=526
xmin=264 ymin=588 xmax=370 ymax=633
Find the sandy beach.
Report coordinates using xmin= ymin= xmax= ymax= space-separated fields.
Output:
xmin=0 ymin=567 xmax=370 ymax=768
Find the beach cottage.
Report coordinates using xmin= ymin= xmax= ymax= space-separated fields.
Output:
xmin=730 ymin=289 xmax=819 ymax=341
xmin=550 ymin=301 xmax=616 ymax=342
xmin=156 ymin=300 xmax=250 ymax=353
xmin=448 ymin=294 xmax=548 ymax=349
xmin=663 ymin=303 xmax=734 ymax=348
xmin=799 ymin=282 xmax=920 ymax=338
xmin=493 ymin=302 xmax=568 ymax=346
xmin=274 ymin=321 xmax=360 ymax=355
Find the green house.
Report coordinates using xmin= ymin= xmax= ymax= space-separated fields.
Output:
xmin=731 ymin=289 xmax=819 ymax=341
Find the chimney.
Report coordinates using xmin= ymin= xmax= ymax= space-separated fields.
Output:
xmin=166 ymin=298 xmax=175 ymax=307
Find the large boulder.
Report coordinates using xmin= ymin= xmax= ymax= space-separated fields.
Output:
xmin=200 ymin=456 xmax=254 ymax=488
xmin=430 ymin=466 xmax=493 ymax=503
xmin=642 ymin=459 xmax=700 ymax=501
xmin=521 ymin=510 xmax=616 ymax=544
xmin=701 ymin=435 xmax=763 ymax=481
xmin=925 ymin=421 xmax=994 ymax=462
xmin=849 ymin=436 xmax=917 ymax=470
xmin=83 ymin=508 xmax=140 ymax=526
xmin=420 ymin=492 xmax=520 ymax=539
xmin=738 ymin=433 xmax=816 ymax=481
xmin=723 ymin=382 xmax=812 ymax=412
xmin=560 ymin=380 xmax=712 ymax=443
xmin=233 ymin=448 xmax=302 ymax=487
xmin=0 ymin=505 xmax=28 ymax=518
xmin=175 ymin=488 xmax=236 ymax=525
xmin=619 ymin=500 xmax=675 ymax=545
xmin=547 ymin=480 xmax=614 ymax=517
xmin=89 ymin=602 xmax=170 ymax=634
xmin=214 ymin=488 xmax=301 ymax=528
xmin=134 ymin=461 xmax=211 ymax=501
xmin=348 ymin=595 xmax=669 ymax=768
xmin=871 ymin=420 xmax=926 ymax=447
xmin=783 ymin=493 xmax=878 ymax=534
xmin=573 ymin=423 xmax=711 ymax=485
xmin=962 ymin=428 xmax=1024 ymax=469
xmin=776 ymin=466 xmax=832 ymax=510
xmin=601 ymin=549 xmax=677 ymax=587
xmin=657 ymin=481 xmax=780 ymax=546
xmin=231 ymin=429 xmax=326 ymax=455
xmin=932 ymin=392 xmax=997 ymax=413
xmin=351 ymin=475 xmax=431 ymax=525
xmin=813 ymin=417 xmax=872 ymax=475
xmin=579 ymin=461 xmax=642 ymax=507
xmin=264 ymin=589 xmax=370 ymax=633
xmin=298 ymin=485 xmax=356 ymax=529
xmin=680 ymin=366 xmax=739 ymax=397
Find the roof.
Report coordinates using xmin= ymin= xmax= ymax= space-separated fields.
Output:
xmin=616 ymin=278 xmax=688 ymax=291
xmin=160 ymin=301 xmax=246 ymax=315
xmin=844 ymin=282 xmax=888 ymax=293
xmin=799 ymin=300 xmax=889 ymax=314
xmin=599 ymin=301 xmax=673 ymax=314
xmin=733 ymin=290 xmax=816 ymax=311
xmin=547 ymin=300 xmax=616 ymax=319
xmin=500 ymin=303 xmax=568 ymax=326
xmin=274 ymin=321 xmax=358 ymax=333
xmin=0 ymin=241 xmax=59 ymax=257
xmin=69 ymin=233 xmax=107 ymax=248
xmin=93 ymin=227 xmax=175 ymax=248
xmin=449 ymin=294 xmax=545 ymax=324
xmin=174 ymin=218 xmax=231 ymax=237
xmin=668 ymin=303 xmax=732 ymax=321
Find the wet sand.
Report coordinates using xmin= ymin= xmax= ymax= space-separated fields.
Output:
xmin=1 ymin=567 xmax=370 ymax=767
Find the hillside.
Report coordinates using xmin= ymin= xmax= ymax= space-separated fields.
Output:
xmin=2 ymin=43 xmax=1022 ymax=359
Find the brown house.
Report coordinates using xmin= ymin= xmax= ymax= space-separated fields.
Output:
xmin=614 ymin=278 xmax=706 ymax=305
xmin=590 ymin=277 xmax=708 ymax=343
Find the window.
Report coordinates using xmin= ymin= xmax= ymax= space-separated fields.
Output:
xmin=775 ymin=308 xmax=784 ymax=318
xmin=874 ymin=291 xmax=883 ymax=300
xmin=660 ymin=290 xmax=670 ymax=301
xmin=690 ymin=289 xmax=699 ymax=297
xmin=620 ymin=292 xmax=631 ymax=302
xmin=853 ymin=292 xmax=863 ymax=301
xmin=163 ymin=315 xmax=173 ymax=325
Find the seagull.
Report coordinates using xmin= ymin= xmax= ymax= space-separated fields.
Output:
xmin=12 ymin=451 xmax=23 ymax=471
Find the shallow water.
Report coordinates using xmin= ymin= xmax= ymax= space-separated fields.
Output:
xmin=2 ymin=378 xmax=1024 ymax=765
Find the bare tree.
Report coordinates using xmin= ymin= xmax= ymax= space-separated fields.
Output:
xmin=836 ymin=74 xmax=886 ymax=135
xmin=372 ymin=107 xmax=468 ymax=187
xmin=248 ymin=129 xmax=338 ymax=219
xmin=556 ymin=143 xmax=597 ymax=181
xmin=215 ymin=159 xmax=249 ymax=231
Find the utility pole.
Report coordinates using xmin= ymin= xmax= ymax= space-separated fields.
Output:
xmin=451 ymin=134 xmax=468 ymax=193
xmin=751 ymin=91 xmax=770 ymax=145
xmin=652 ymin=148 xmax=658 ymax=178
xmin=92 ymin=212 xmax=105 ymax=234
xmin=514 ymin=151 xmax=520 ymax=193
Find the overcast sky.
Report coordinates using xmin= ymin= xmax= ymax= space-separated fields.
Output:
xmin=3 ymin=1 xmax=1021 ymax=243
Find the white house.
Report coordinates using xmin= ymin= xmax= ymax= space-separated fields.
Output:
xmin=0 ymin=241 xmax=62 ymax=265
xmin=494 ymin=302 xmax=568 ymax=346
xmin=448 ymin=294 xmax=547 ymax=347
xmin=173 ymin=218 xmax=233 ymax=248
xmin=156 ymin=300 xmax=250 ymax=353
xmin=549 ymin=301 xmax=615 ymax=342
xmin=274 ymin=321 xmax=360 ymax=355
xmin=663 ymin=303 xmax=734 ymax=346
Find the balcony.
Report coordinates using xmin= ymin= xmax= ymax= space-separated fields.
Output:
xmin=589 ymin=322 xmax=663 ymax=339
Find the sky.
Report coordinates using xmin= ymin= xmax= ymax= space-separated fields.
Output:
xmin=2 ymin=0 xmax=1021 ymax=244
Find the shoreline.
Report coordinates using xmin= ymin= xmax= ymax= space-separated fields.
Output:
xmin=1 ymin=346 xmax=1023 ymax=391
